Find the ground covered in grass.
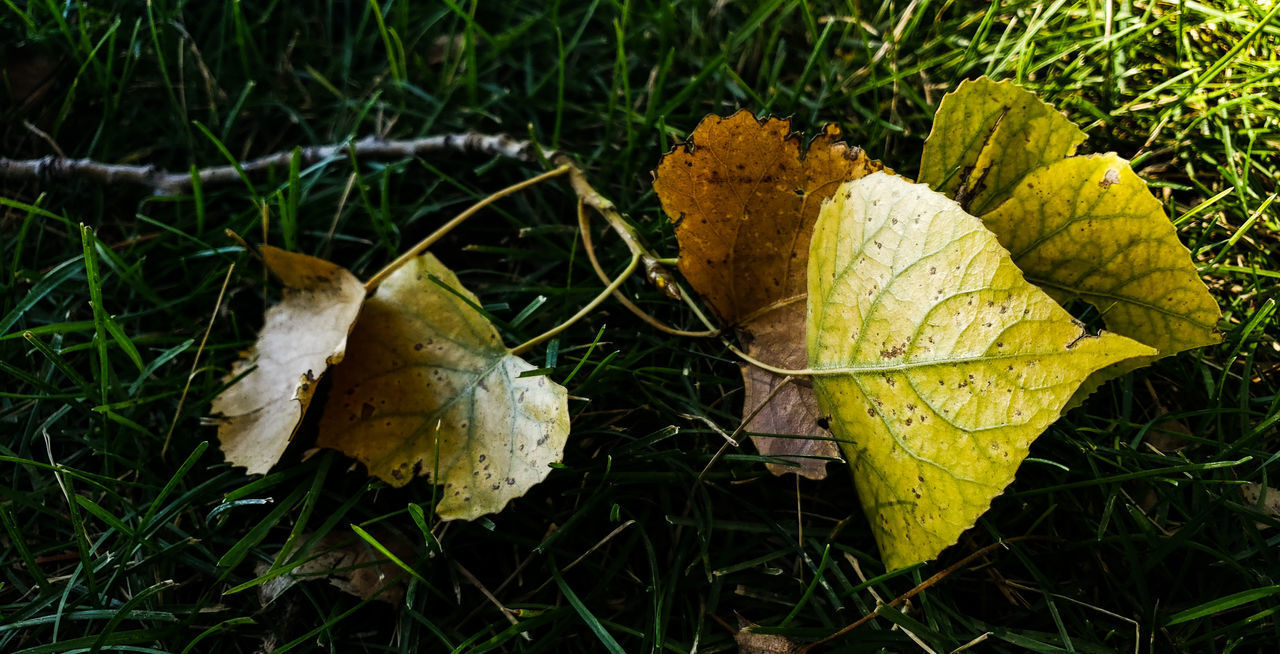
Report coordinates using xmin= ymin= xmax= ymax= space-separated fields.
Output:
xmin=2 ymin=1 xmax=1278 ymax=652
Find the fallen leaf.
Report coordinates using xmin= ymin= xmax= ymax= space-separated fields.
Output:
xmin=807 ymin=173 xmax=1154 ymax=569
xmin=316 ymin=253 xmax=570 ymax=520
xmin=1241 ymin=483 xmax=1280 ymax=529
xmin=210 ymin=246 xmax=365 ymax=474
xmin=654 ymin=110 xmax=886 ymax=479
xmin=921 ymin=79 xmax=1220 ymax=402
xmin=735 ymin=627 xmax=801 ymax=654
xmin=257 ymin=528 xmax=415 ymax=605
xmin=918 ymin=75 xmax=1085 ymax=215
xmin=981 ymin=153 xmax=1222 ymax=371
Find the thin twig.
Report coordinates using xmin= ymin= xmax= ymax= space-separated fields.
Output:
xmin=796 ymin=536 xmax=1043 ymax=653
xmin=363 ymin=164 xmax=572 ymax=291
xmin=5 ymin=130 xmax=729 ymax=342
xmin=454 ymin=560 xmax=526 ymax=637
xmin=578 ymin=198 xmax=718 ymax=338
xmin=322 ymin=172 xmax=358 ymax=259
xmin=510 ymin=250 xmax=640 ymax=356
xmin=526 ymin=520 xmax=637 ymax=597
xmin=1 ymin=132 xmax=547 ymax=195
xmin=693 ymin=373 xmax=796 ymax=484
xmin=552 ymin=155 xmax=721 ymax=333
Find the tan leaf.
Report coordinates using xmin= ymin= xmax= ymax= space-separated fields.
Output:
xmin=654 ymin=111 xmax=885 ymax=478
xmin=210 ymin=246 xmax=365 ymax=474
xmin=732 ymin=615 xmax=802 ymax=654
xmin=1242 ymin=483 xmax=1280 ymax=529
xmin=735 ymin=628 xmax=801 ymax=654
xmin=316 ymin=253 xmax=570 ymax=520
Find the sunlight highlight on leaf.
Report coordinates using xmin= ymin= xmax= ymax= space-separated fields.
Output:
xmin=918 ymin=76 xmax=1086 ymax=215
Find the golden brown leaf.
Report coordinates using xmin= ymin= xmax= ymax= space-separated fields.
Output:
xmin=654 ymin=111 xmax=885 ymax=478
xmin=210 ymin=247 xmax=365 ymax=474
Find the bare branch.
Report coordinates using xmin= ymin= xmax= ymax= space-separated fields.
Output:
xmin=1 ymin=132 xmax=550 ymax=195
xmin=0 ymin=130 xmax=702 ymax=324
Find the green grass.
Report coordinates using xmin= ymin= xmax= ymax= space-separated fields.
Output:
xmin=2 ymin=1 xmax=1278 ymax=652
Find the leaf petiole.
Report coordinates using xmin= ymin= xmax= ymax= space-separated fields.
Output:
xmin=510 ymin=250 xmax=641 ymax=357
xmin=363 ymin=163 xmax=573 ymax=291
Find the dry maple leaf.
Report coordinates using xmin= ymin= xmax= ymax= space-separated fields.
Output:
xmin=210 ymin=246 xmax=365 ymax=474
xmin=654 ymin=110 xmax=886 ymax=479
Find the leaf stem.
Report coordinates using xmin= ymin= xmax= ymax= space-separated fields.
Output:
xmin=797 ymin=535 xmax=1045 ymax=653
xmin=510 ymin=250 xmax=641 ymax=357
xmin=554 ymin=157 xmax=720 ymax=330
xmin=364 ymin=164 xmax=572 ymax=291
xmin=577 ymin=198 xmax=718 ymax=338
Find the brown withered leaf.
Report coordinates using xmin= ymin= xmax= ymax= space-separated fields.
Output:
xmin=654 ymin=111 xmax=885 ymax=478
xmin=1241 ymin=483 xmax=1280 ymax=530
xmin=257 ymin=528 xmax=415 ymax=605
xmin=210 ymin=247 xmax=365 ymax=474
xmin=733 ymin=615 xmax=802 ymax=654
xmin=735 ymin=628 xmax=802 ymax=654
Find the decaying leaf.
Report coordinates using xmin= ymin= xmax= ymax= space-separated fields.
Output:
xmin=1241 ymin=483 xmax=1280 ymax=529
xmin=655 ymin=110 xmax=886 ymax=479
xmin=807 ymin=173 xmax=1155 ymax=569
xmin=210 ymin=247 xmax=365 ymax=474
xmin=918 ymin=75 xmax=1086 ymax=215
xmin=316 ymin=253 xmax=570 ymax=520
xmin=257 ymin=528 xmax=415 ymax=605
xmin=735 ymin=626 xmax=802 ymax=654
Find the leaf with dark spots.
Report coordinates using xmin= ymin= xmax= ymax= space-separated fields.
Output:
xmin=807 ymin=173 xmax=1153 ymax=568
xmin=316 ymin=253 xmax=570 ymax=520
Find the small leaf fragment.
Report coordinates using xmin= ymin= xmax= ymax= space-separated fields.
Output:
xmin=655 ymin=110 xmax=885 ymax=478
xmin=735 ymin=628 xmax=802 ymax=654
xmin=807 ymin=173 xmax=1154 ymax=569
xmin=317 ymin=253 xmax=570 ymax=520
xmin=210 ymin=246 xmax=364 ymax=475
xmin=918 ymin=76 xmax=1086 ymax=214
xmin=257 ymin=528 xmax=415 ymax=605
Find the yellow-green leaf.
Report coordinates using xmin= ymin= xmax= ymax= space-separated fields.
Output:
xmin=981 ymin=153 xmax=1221 ymax=361
xmin=807 ymin=173 xmax=1154 ymax=569
xmin=211 ymin=246 xmax=365 ymax=475
xmin=316 ymin=253 xmax=570 ymax=520
xmin=918 ymin=76 xmax=1085 ymax=215
xmin=654 ymin=111 xmax=884 ymax=479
